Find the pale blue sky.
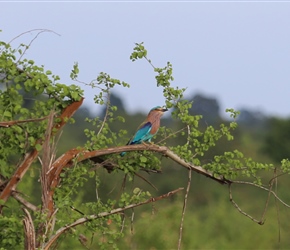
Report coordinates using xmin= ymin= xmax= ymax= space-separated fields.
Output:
xmin=1 ymin=2 xmax=290 ymax=117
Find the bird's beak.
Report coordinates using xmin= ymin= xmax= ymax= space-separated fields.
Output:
xmin=162 ymin=108 xmax=168 ymax=112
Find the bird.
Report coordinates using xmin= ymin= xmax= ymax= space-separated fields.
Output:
xmin=120 ymin=106 xmax=168 ymax=156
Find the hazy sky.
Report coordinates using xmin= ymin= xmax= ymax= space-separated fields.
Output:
xmin=1 ymin=2 xmax=290 ymax=117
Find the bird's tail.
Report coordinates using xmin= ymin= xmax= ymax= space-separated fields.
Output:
xmin=120 ymin=152 xmax=126 ymax=157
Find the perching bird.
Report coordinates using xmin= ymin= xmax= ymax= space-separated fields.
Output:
xmin=120 ymin=106 xmax=168 ymax=156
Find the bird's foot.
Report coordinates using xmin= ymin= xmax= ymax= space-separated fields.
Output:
xmin=141 ymin=141 xmax=154 ymax=146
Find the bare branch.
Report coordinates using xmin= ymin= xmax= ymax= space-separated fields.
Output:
xmin=0 ymin=149 xmax=39 ymax=208
xmin=43 ymin=188 xmax=184 ymax=250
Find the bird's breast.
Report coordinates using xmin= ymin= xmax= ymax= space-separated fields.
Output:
xmin=149 ymin=120 xmax=160 ymax=135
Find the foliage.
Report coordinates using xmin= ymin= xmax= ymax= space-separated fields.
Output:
xmin=0 ymin=214 xmax=23 ymax=249
xmin=1 ymin=31 xmax=290 ymax=250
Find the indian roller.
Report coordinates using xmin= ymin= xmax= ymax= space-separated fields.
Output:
xmin=120 ymin=106 xmax=168 ymax=156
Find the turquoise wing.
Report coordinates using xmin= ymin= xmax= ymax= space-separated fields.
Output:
xmin=130 ymin=121 xmax=152 ymax=144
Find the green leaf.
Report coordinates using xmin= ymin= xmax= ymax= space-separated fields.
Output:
xmin=35 ymin=144 xmax=42 ymax=151
xmin=3 ymin=110 xmax=12 ymax=118
xmin=140 ymin=156 xmax=147 ymax=163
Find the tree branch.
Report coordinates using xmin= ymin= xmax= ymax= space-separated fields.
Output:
xmin=51 ymin=144 xmax=230 ymax=185
xmin=43 ymin=187 xmax=184 ymax=250
xmin=0 ymin=115 xmax=52 ymax=127
xmin=12 ymin=192 xmax=38 ymax=212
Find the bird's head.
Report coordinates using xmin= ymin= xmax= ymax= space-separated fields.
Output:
xmin=149 ymin=106 xmax=168 ymax=115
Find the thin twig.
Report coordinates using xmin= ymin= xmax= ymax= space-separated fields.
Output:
xmin=134 ymin=172 xmax=158 ymax=191
xmin=70 ymin=206 xmax=85 ymax=216
xmin=178 ymin=169 xmax=192 ymax=250
xmin=8 ymin=29 xmax=60 ymax=45
xmin=144 ymin=56 xmax=156 ymax=69
xmin=229 ymin=183 xmax=263 ymax=225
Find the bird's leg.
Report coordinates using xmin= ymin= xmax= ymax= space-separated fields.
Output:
xmin=147 ymin=139 xmax=154 ymax=145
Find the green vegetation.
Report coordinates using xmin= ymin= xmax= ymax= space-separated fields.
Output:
xmin=1 ymin=30 xmax=290 ymax=249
